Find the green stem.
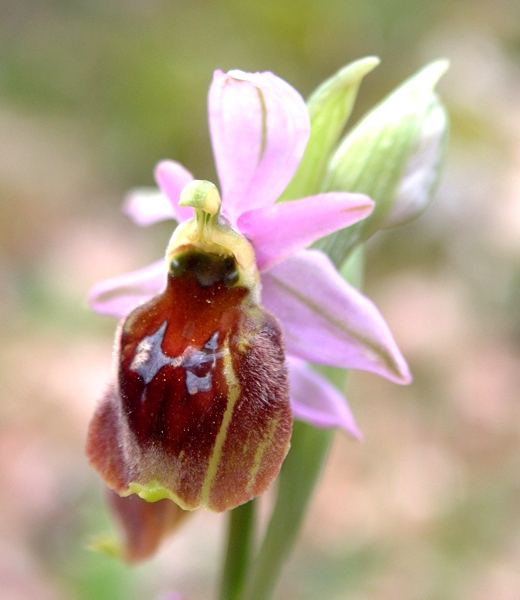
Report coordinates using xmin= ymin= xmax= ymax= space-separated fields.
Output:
xmin=245 ymin=421 xmax=334 ymax=600
xmin=219 ymin=246 xmax=362 ymax=599
xmin=242 ymin=247 xmax=361 ymax=600
xmin=219 ymin=498 xmax=257 ymax=600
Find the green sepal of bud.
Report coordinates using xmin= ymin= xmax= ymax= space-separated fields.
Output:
xmin=316 ymin=60 xmax=449 ymax=267
xmin=280 ymin=56 xmax=380 ymax=200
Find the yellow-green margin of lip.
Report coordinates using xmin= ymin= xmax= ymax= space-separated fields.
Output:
xmin=166 ymin=180 xmax=260 ymax=299
xmin=198 ymin=336 xmax=242 ymax=508
xmin=126 ymin=480 xmax=196 ymax=511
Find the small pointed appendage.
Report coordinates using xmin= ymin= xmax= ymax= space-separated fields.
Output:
xmin=87 ymin=183 xmax=292 ymax=512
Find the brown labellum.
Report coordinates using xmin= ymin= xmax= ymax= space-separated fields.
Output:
xmin=87 ymin=249 xmax=292 ymax=512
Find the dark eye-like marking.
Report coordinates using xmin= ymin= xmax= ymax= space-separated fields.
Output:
xmin=169 ymin=250 xmax=239 ymax=288
xmin=224 ymin=264 xmax=239 ymax=287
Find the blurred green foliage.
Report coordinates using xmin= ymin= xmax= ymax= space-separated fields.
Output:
xmin=0 ymin=0 xmax=455 ymax=186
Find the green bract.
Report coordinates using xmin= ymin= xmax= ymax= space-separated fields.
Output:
xmin=315 ymin=60 xmax=449 ymax=267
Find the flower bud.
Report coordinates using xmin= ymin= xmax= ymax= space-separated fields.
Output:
xmin=317 ymin=60 xmax=449 ymax=265
xmin=281 ymin=56 xmax=380 ymax=200
xmin=87 ymin=182 xmax=292 ymax=512
xmin=89 ymin=489 xmax=190 ymax=563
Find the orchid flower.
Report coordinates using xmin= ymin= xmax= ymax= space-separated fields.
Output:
xmin=86 ymin=70 xmax=411 ymax=548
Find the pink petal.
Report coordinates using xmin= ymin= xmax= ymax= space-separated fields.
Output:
xmin=122 ymin=188 xmax=175 ymax=226
xmin=238 ymin=192 xmax=374 ymax=271
xmin=88 ymin=260 xmax=166 ymax=318
xmin=261 ymin=250 xmax=412 ymax=384
xmin=154 ymin=160 xmax=195 ymax=222
xmin=288 ymin=357 xmax=362 ymax=439
xmin=209 ymin=70 xmax=310 ymax=221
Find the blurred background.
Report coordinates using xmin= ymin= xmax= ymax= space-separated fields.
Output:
xmin=2 ymin=0 xmax=520 ymax=598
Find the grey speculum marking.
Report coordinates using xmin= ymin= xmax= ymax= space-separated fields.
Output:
xmin=182 ymin=331 xmax=220 ymax=395
xmin=130 ymin=322 xmax=221 ymax=394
